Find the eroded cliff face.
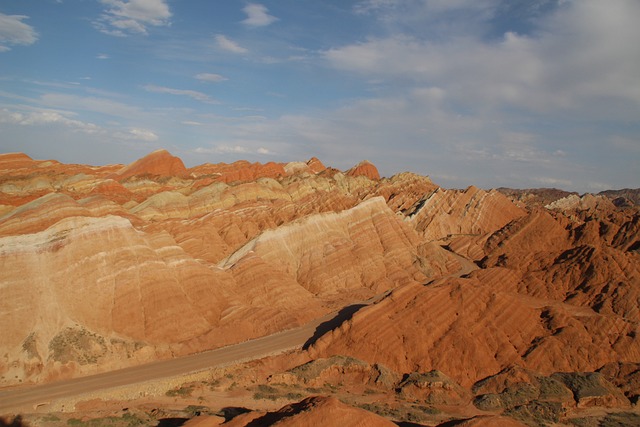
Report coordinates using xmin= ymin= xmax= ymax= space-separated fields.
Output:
xmin=0 ymin=151 xmax=458 ymax=385
xmin=310 ymin=193 xmax=640 ymax=391
xmin=0 ymin=149 xmax=638 ymax=426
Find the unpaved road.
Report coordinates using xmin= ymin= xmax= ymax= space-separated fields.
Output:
xmin=0 ymin=313 xmax=334 ymax=413
xmin=0 ymin=253 xmax=475 ymax=414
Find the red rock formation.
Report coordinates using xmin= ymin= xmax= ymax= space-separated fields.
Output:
xmin=346 ymin=160 xmax=380 ymax=180
xmin=410 ymin=186 xmax=527 ymax=242
xmin=306 ymin=157 xmax=326 ymax=173
xmin=309 ymin=270 xmax=640 ymax=387
xmin=1 ymin=149 xmax=638 ymax=424
xmin=110 ymin=149 xmax=187 ymax=180
xmin=0 ymin=152 xmax=36 ymax=169
xmin=219 ymin=197 xmax=446 ymax=300
xmin=189 ymin=160 xmax=285 ymax=183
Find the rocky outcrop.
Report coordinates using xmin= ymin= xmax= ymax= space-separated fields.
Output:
xmin=1 ymin=149 xmax=638 ymax=424
xmin=309 ymin=270 xmax=640 ymax=387
xmin=306 ymin=157 xmax=326 ymax=174
xmin=346 ymin=160 xmax=380 ymax=180
xmin=220 ymin=197 xmax=439 ymax=298
xmin=0 ymin=167 xmax=457 ymax=385
xmin=189 ymin=160 xmax=285 ymax=184
xmin=409 ymin=186 xmax=526 ymax=242
xmin=111 ymin=149 xmax=187 ymax=180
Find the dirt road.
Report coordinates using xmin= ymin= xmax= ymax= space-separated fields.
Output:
xmin=0 ymin=313 xmax=333 ymax=413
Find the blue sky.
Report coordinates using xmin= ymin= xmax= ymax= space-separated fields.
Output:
xmin=0 ymin=0 xmax=638 ymax=192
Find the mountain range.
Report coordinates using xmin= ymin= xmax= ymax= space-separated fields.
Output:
xmin=0 ymin=149 xmax=638 ymax=426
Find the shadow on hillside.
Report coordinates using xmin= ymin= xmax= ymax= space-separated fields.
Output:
xmin=218 ymin=407 xmax=251 ymax=422
xmin=302 ymin=303 xmax=366 ymax=350
xmin=431 ymin=418 xmax=474 ymax=426
xmin=0 ymin=416 xmax=28 ymax=427
xmin=156 ymin=418 xmax=189 ymax=427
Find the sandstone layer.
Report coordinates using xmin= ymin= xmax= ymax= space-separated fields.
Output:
xmin=1 ymin=149 xmax=638 ymax=426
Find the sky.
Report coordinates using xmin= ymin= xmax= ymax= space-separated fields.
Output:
xmin=0 ymin=0 xmax=638 ymax=192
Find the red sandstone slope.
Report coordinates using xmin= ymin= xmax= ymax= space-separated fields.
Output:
xmin=110 ymin=149 xmax=187 ymax=180
xmin=1 ymin=149 xmax=638 ymax=426
xmin=309 ymin=199 xmax=640 ymax=388
xmin=0 ymin=153 xmax=460 ymax=385
xmin=346 ymin=160 xmax=381 ymax=180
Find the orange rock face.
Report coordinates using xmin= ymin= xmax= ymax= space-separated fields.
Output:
xmin=346 ymin=160 xmax=381 ymax=180
xmin=309 ymin=193 xmax=640 ymax=390
xmin=0 ymin=149 xmax=638 ymax=425
xmin=189 ymin=160 xmax=286 ymax=183
xmin=110 ymin=149 xmax=187 ymax=180
xmin=306 ymin=156 xmax=326 ymax=173
xmin=0 ymin=151 xmax=461 ymax=386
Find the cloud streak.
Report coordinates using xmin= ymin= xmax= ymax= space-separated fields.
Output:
xmin=94 ymin=0 xmax=171 ymax=36
xmin=0 ymin=13 xmax=38 ymax=51
xmin=215 ymin=34 xmax=248 ymax=54
xmin=195 ymin=73 xmax=227 ymax=83
xmin=241 ymin=3 xmax=278 ymax=27
xmin=0 ymin=108 xmax=100 ymax=133
xmin=143 ymin=84 xmax=216 ymax=103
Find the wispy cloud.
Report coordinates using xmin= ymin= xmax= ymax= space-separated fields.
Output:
xmin=215 ymin=34 xmax=248 ymax=54
xmin=113 ymin=127 xmax=158 ymax=141
xmin=194 ymin=145 xmax=273 ymax=155
xmin=0 ymin=108 xmax=101 ymax=134
xmin=94 ymin=0 xmax=171 ymax=36
xmin=40 ymin=93 xmax=142 ymax=119
xmin=241 ymin=3 xmax=278 ymax=27
xmin=0 ymin=13 xmax=38 ymax=52
xmin=96 ymin=53 xmax=110 ymax=60
xmin=195 ymin=73 xmax=227 ymax=83
xmin=143 ymin=84 xmax=216 ymax=103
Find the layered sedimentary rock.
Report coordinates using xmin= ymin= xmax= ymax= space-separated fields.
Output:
xmin=346 ymin=160 xmax=380 ymax=180
xmin=309 ymin=190 xmax=640 ymax=393
xmin=409 ymin=186 xmax=527 ymax=242
xmin=0 ymin=152 xmax=461 ymax=385
xmin=1 ymin=149 xmax=639 ymax=425
xmin=189 ymin=160 xmax=286 ymax=184
xmin=110 ymin=149 xmax=187 ymax=180
xmin=309 ymin=270 xmax=640 ymax=387
xmin=220 ymin=197 xmax=442 ymax=299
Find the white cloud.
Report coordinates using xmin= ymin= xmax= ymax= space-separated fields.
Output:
xmin=241 ymin=3 xmax=278 ymax=27
xmin=0 ymin=108 xmax=101 ymax=134
xmin=40 ymin=93 xmax=142 ymax=118
xmin=195 ymin=73 xmax=228 ymax=83
xmin=327 ymin=0 xmax=640 ymax=116
xmin=143 ymin=84 xmax=216 ymax=103
xmin=0 ymin=13 xmax=38 ymax=51
xmin=96 ymin=53 xmax=110 ymax=60
xmin=95 ymin=0 xmax=171 ymax=36
xmin=194 ymin=144 xmax=272 ymax=155
xmin=114 ymin=127 xmax=158 ymax=141
xmin=215 ymin=34 xmax=248 ymax=54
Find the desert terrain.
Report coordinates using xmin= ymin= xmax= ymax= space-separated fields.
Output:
xmin=0 ymin=150 xmax=638 ymax=426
